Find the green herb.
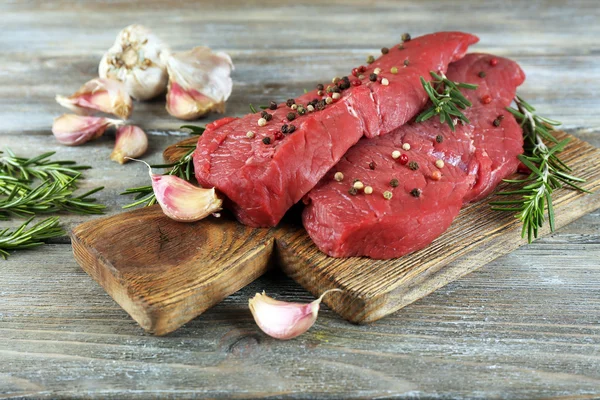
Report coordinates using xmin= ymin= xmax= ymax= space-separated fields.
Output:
xmin=180 ymin=125 xmax=206 ymax=135
xmin=122 ymin=127 xmax=200 ymax=208
xmin=0 ymin=150 xmax=105 ymax=219
xmin=491 ymin=96 xmax=590 ymax=242
xmin=416 ymin=71 xmax=478 ymax=131
xmin=249 ymin=103 xmax=258 ymax=113
xmin=0 ymin=216 xmax=64 ymax=259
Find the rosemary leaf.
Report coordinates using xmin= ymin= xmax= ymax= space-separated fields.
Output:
xmin=0 ymin=216 xmax=64 ymax=259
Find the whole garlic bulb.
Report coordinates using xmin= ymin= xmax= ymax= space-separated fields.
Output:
xmin=99 ymin=24 xmax=170 ymax=101
xmin=166 ymin=46 xmax=234 ymax=120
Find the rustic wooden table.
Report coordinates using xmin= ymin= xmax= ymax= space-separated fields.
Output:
xmin=1 ymin=1 xmax=599 ymax=398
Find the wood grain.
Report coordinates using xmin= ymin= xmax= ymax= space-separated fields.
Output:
xmin=71 ymin=206 xmax=273 ymax=335
xmin=2 ymin=0 xmax=600 ymax=398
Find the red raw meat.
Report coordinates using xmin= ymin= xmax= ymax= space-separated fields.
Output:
xmin=194 ymin=32 xmax=479 ymax=227
xmin=303 ymin=54 xmax=526 ymax=258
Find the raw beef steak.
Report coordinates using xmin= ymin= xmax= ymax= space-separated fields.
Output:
xmin=194 ymin=32 xmax=479 ymax=227
xmin=302 ymin=54 xmax=526 ymax=258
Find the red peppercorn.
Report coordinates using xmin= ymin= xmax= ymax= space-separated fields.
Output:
xmin=274 ymin=131 xmax=284 ymax=140
xmin=481 ymin=94 xmax=492 ymax=104
xmin=490 ymin=58 xmax=498 ymax=66
xmin=351 ymin=79 xmax=362 ymax=86
xmin=351 ymin=68 xmax=359 ymax=77
xmin=431 ymin=171 xmax=442 ymax=181
xmin=399 ymin=154 xmax=409 ymax=165
xmin=358 ymin=65 xmax=367 ymax=73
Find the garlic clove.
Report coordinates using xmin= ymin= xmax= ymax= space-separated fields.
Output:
xmin=248 ymin=289 xmax=342 ymax=340
xmin=55 ymin=78 xmax=133 ymax=119
xmin=128 ymin=158 xmax=223 ymax=222
xmin=99 ymin=24 xmax=170 ymax=101
xmin=52 ymin=114 xmax=122 ymax=146
xmin=110 ymin=125 xmax=148 ymax=164
xmin=165 ymin=46 xmax=234 ymax=120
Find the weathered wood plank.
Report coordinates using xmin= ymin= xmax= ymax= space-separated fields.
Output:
xmin=1 ymin=0 xmax=600 ymax=398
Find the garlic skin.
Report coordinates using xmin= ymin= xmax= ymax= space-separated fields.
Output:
xmin=52 ymin=114 xmax=122 ymax=146
xmin=166 ymin=46 xmax=234 ymax=120
xmin=56 ymin=78 xmax=133 ymax=119
xmin=110 ymin=126 xmax=148 ymax=164
xmin=99 ymin=25 xmax=170 ymax=101
xmin=249 ymin=289 xmax=342 ymax=340
xmin=129 ymin=158 xmax=223 ymax=222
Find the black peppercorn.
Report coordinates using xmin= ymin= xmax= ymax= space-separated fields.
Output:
xmin=316 ymin=83 xmax=324 ymax=91
xmin=381 ymin=47 xmax=389 ymax=54
xmin=478 ymin=71 xmax=486 ymax=78
xmin=349 ymin=187 xmax=358 ymax=196
xmin=402 ymin=33 xmax=411 ymax=42
xmin=286 ymin=99 xmax=295 ymax=107
xmin=281 ymin=124 xmax=289 ymax=134
xmin=408 ymin=161 xmax=419 ymax=171
xmin=404 ymin=59 xmax=410 ymax=66
xmin=369 ymin=73 xmax=378 ymax=82
xmin=331 ymin=86 xmax=341 ymax=93
xmin=369 ymin=161 xmax=376 ymax=170
xmin=287 ymin=112 xmax=296 ymax=121
xmin=410 ymin=188 xmax=421 ymax=197
xmin=436 ymin=135 xmax=444 ymax=143
xmin=390 ymin=178 xmax=399 ymax=187
xmin=269 ymin=101 xmax=277 ymax=110
xmin=288 ymin=124 xmax=296 ymax=133
xmin=297 ymin=106 xmax=306 ymax=116
xmin=262 ymin=137 xmax=271 ymax=145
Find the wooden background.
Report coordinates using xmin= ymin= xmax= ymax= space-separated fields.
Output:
xmin=1 ymin=0 xmax=599 ymax=398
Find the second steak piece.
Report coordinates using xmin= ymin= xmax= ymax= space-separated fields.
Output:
xmin=194 ymin=32 xmax=479 ymax=227
xmin=302 ymin=54 xmax=526 ymax=259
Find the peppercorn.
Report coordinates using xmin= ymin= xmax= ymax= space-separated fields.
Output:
xmin=381 ymin=47 xmax=389 ymax=54
xmin=383 ymin=191 xmax=393 ymax=200
xmin=381 ymin=78 xmax=390 ymax=86
xmin=332 ymin=92 xmax=341 ymax=100
xmin=325 ymin=97 xmax=333 ymax=104
xmin=287 ymin=112 xmax=296 ymax=121
xmin=351 ymin=79 xmax=361 ymax=86
xmin=478 ymin=71 xmax=486 ymax=78
xmin=358 ymin=65 xmax=366 ymax=73
xmin=398 ymin=44 xmax=405 ymax=50
xmin=364 ymin=186 xmax=373 ymax=195
xmin=402 ymin=33 xmax=411 ymax=41
xmin=390 ymin=178 xmax=399 ymax=187
xmin=316 ymin=99 xmax=327 ymax=110
xmin=326 ymin=86 xmax=334 ymax=93
xmin=410 ymin=188 xmax=421 ymax=197
xmin=261 ymin=111 xmax=272 ymax=121
xmin=331 ymin=85 xmax=341 ymax=93
xmin=436 ymin=135 xmax=444 ymax=143
xmin=351 ymin=68 xmax=359 ymax=77
xmin=408 ymin=161 xmax=419 ymax=170
xmin=390 ymin=66 xmax=398 ymax=74
xmin=339 ymin=81 xmax=350 ymax=90
xmin=431 ymin=171 xmax=442 ymax=181
xmin=369 ymin=73 xmax=378 ymax=82
xmin=490 ymin=58 xmax=498 ymax=66
xmin=317 ymin=83 xmax=324 ymax=91
xmin=481 ymin=94 xmax=492 ymax=104
xmin=262 ymin=137 xmax=271 ymax=145
xmin=274 ymin=131 xmax=284 ymax=140
xmin=317 ymin=90 xmax=324 ymax=96
xmin=286 ymin=99 xmax=295 ymax=107
xmin=369 ymin=161 xmax=376 ymax=170
xmin=269 ymin=101 xmax=277 ymax=110
xmin=288 ymin=125 xmax=296 ymax=133
xmin=366 ymin=55 xmax=375 ymax=64
xmin=403 ymin=59 xmax=410 ymax=66
xmin=297 ymin=106 xmax=306 ymax=115
xmin=349 ymin=187 xmax=358 ymax=196
xmin=257 ymin=118 xmax=267 ymax=127
xmin=334 ymin=172 xmax=344 ymax=182
xmin=399 ymin=154 xmax=409 ymax=165
xmin=281 ymin=124 xmax=289 ymax=134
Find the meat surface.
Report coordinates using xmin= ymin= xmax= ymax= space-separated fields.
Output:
xmin=194 ymin=32 xmax=479 ymax=227
xmin=302 ymin=54 xmax=526 ymax=259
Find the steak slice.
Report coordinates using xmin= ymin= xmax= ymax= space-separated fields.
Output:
xmin=194 ymin=32 xmax=479 ymax=227
xmin=302 ymin=54 xmax=526 ymax=259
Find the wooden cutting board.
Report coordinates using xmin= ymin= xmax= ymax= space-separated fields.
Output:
xmin=72 ymin=131 xmax=600 ymax=335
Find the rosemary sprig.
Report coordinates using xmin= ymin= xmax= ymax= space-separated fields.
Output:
xmin=0 ymin=216 xmax=64 ymax=259
xmin=416 ymin=71 xmax=478 ymax=131
xmin=491 ymin=96 xmax=589 ymax=242
xmin=0 ymin=150 xmax=91 ymax=186
xmin=121 ymin=125 xmax=201 ymax=208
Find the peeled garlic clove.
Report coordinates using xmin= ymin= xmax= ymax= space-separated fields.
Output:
xmin=110 ymin=125 xmax=148 ymax=164
xmin=55 ymin=78 xmax=133 ymax=119
xmin=99 ymin=25 xmax=170 ymax=101
xmin=166 ymin=46 xmax=234 ymax=120
xmin=52 ymin=114 xmax=121 ymax=146
xmin=129 ymin=158 xmax=223 ymax=222
xmin=248 ymin=289 xmax=342 ymax=340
